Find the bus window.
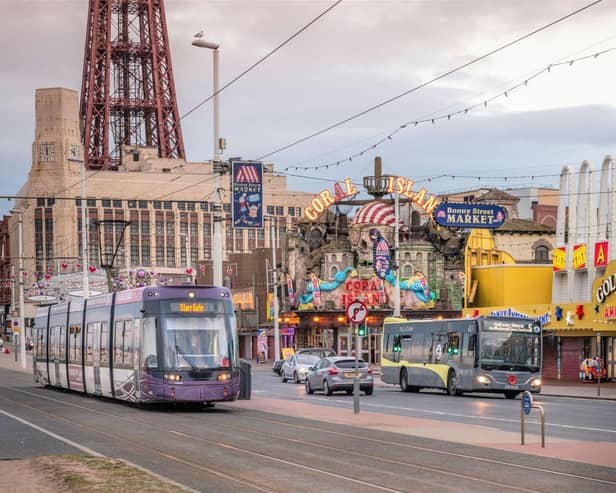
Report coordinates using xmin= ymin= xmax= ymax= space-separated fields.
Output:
xmin=400 ymin=335 xmax=412 ymax=362
xmin=447 ymin=333 xmax=460 ymax=357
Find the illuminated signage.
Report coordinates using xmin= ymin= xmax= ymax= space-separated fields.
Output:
xmin=552 ymin=247 xmax=566 ymax=271
xmin=573 ymin=244 xmax=587 ymax=270
xmin=303 ymin=175 xmax=439 ymax=220
xmin=178 ymin=303 xmax=205 ymax=313
xmin=305 ymin=179 xmax=358 ymax=220
xmin=595 ymin=241 xmax=608 ymax=268
xmin=434 ymin=203 xmax=506 ymax=229
xmin=384 ymin=176 xmax=439 ymax=214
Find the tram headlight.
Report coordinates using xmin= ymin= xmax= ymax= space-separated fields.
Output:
xmin=217 ymin=373 xmax=231 ymax=381
xmin=531 ymin=378 xmax=542 ymax=387
xmin=477 ymin=375 xmax=490 ymax=385
xmin=165 ymin=373 xmax=182 ymax=382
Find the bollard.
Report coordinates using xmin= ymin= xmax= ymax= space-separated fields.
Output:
xmin=520 ymin=391 xmax=545 ymax=448
xmin=239 ymin=359 xmax=252 ymax=400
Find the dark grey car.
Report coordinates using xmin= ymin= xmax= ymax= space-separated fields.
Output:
xmin=305 ymin=356 xmax=374 ymax=396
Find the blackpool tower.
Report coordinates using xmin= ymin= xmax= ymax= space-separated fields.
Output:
xmin=80 ymin=0 xmax=186 ymax=169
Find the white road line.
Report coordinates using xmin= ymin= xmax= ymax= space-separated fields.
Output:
xmin=0 ymin=408 xmax=104 ymax=456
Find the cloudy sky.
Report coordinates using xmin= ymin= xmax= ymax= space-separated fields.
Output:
xmin=1 ymin=0 xmax=615 ymax=216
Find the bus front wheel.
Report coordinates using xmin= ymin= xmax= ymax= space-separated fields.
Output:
xmin=446 ymin=372 xmax=461 ymax=396
xmin=400 ymin=369 xmax=410 ymax=392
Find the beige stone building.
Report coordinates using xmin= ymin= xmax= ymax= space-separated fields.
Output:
xmin=7 ymin=87 xmax=314 ymax=318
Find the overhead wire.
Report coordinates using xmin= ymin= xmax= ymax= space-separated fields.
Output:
xmin=256 ymin=0 xmax=605 ymax=161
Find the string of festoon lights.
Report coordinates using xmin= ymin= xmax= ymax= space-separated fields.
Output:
xmin=282 ymin=46 xmax=616 ymax=174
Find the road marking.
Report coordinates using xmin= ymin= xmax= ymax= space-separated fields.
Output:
xmin=0 ymin=408 xmax=104 ymax=457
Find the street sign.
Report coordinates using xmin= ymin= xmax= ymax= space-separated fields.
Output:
xmin=522 ymin=391 xmax=533 ymax=415
xmin=346 ymin=300 xmax=367 ymax=324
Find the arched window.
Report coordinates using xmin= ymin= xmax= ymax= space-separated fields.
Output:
xmin=330 ymin=265 xmax=339 ymax=279
xmin=534 ymin=245 xmax=550 ymax=263
xmin=403 ymin=264 xmax=413 ymax=277
xmin=342 ymin=253 xmax=348 ymax=265
xmin=405 ymin=252 xmax=411 ymax=261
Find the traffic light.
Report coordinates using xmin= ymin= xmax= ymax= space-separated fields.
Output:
xmin=357 ymin=323 xmax=366 ymax=337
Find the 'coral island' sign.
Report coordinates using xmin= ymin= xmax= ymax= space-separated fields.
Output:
xmin=434 ymin=203 xmax=507 ymax=229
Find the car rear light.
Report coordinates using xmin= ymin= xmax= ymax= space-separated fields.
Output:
xmin=367 ymin=368 xmax=373 ymax=374
xmin=221 ymin=356 xmax=230 ymax=367
xmin=328 ymin=367 xmax=339 ymax=375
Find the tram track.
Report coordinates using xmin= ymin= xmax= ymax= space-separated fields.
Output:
xmin=2 ymin=383 xmax=615 ymax=492
xmin=0 ymin=386 xmax=405 ymax=493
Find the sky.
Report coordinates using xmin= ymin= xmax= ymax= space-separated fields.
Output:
xmin=1 ymin=0 xmax=616 ymax=217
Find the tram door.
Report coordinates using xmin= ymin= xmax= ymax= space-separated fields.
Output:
xmin=49 ymin=326 xmax=61 ymax=386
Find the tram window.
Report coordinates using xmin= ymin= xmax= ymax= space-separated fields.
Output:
xmin=114 ymin=320 xmax=135 ymax=366
xmin=69 ymin=324 xmax=81 ymax=362
xmin=100 ymin=322 xmax=109 ymax=364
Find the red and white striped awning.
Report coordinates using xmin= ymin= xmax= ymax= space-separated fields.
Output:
xmin=352 ymin=201 xmax=402 ymax=226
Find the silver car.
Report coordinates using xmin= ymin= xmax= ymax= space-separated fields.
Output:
xmin=305 ymin=356 xmax=374 ymax=396
xmin=280 ymin=354 xmax=320 ymax=384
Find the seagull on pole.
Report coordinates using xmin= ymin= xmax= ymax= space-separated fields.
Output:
xmin=194 ymin=30 xmax=204 ymax=39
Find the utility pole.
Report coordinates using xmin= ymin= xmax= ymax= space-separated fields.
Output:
xmin=270 ymin=218 xmax=280 ymax=361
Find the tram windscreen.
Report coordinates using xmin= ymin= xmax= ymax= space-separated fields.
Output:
xmin=479 ymin=320 xmax=541 ymax=371
xmin=163 ymin=317 xmax=231 ymax=370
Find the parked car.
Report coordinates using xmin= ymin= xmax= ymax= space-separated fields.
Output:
xmin=272 ymin=359 xmax=284 ymax=375
xmin=280 ymin=354 xmax=320 ymax=384
xmin=305 ymin=356 xmax=373 ymax=396
xmin=579 ymin=357 xmax=608 ymax=381
xmin=296 ymin=347 xmax=337 ymax=358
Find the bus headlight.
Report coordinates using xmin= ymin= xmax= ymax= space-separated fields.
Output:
xmin=165 ymin=373 xmax=182 ymax=382
xmin=531 ymin=378 xmax=542 ymax=387
xmin=217 ymin=373 xmax=231 ymax=381
xmin=477 ymin=375 xmax=490 ymax=385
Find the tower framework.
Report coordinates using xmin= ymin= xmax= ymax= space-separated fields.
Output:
xmin=80 ymin=0 xmax=186 ymax=169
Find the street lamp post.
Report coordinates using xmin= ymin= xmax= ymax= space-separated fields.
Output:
xmin=192 ymin=34 xmax=223 ymax=286
xmin=11 ymin=209 xmax=26 ymax=369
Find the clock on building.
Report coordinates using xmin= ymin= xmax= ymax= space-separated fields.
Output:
xmin=69 ymin=144 xmax=81 ymax=160
xmin=39 ymin=143 xmax=55 ymax=161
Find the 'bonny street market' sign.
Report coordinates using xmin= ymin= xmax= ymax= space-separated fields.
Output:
xmin=434 ymin=203 xmax=507 ymax=229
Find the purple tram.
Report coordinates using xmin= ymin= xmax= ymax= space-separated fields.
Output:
xmin=33 ymin=285 xmax=241 ymax=405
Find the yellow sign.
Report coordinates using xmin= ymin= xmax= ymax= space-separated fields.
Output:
xmin=304 ymin=179 xmax=358 ymax=220
xmin=552 ymin=247 xmax=566 ymax=271
xmin=573 ymin=244 xmax=587 ymax=270
xmin=179 ymin=303 xmax=205 ymax=313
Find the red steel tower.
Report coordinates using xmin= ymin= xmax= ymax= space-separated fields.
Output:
xmin=80 ymin=0 xmax=186 ymax=169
